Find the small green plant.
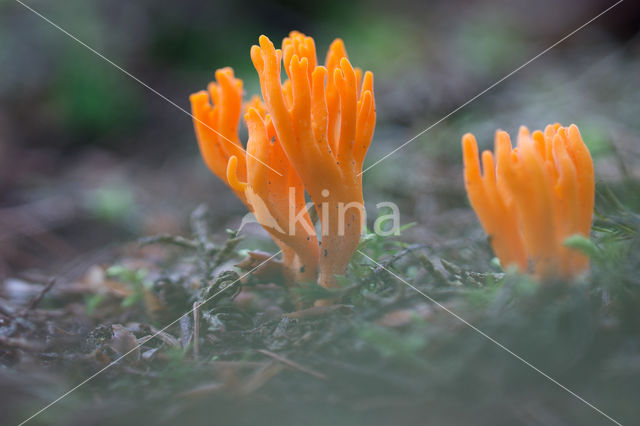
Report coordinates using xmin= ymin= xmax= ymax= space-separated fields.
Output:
xmin=84 ymin=184 xmax=136 ymax=224
xmin=357 ymin=221 xmax=416 ymax=260
xmin=106 ymin=265 xmax=153 ymax=308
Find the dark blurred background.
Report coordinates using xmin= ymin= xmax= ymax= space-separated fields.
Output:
xmin=0 ymin=0 xmax=638 ymax=279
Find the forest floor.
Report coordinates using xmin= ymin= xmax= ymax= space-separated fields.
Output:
xmin=2 ymin=178 xmax=640 ymax=426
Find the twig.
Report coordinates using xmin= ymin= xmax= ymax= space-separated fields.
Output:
xmin=193 ymin=301 xmax=200 ymax=361
xmin=209 ymin=360 xmax=268 ymax=369
xmin=138 ymin=234 xmax=197 ymax=249
xmin=237 ymin=361 xmax=284 ymax=396
xmin=146 ymin=326 xmax=180 ymax=347
xmin=257 ymin=349 xmax=327 ymax=380
xmin=19 ymin=278 xmax=56 ymax=316
xmin=417 ymin=253 xmax=452 ymax=286
xmin=178 ymin=382 xmax=224 ymax=399
xmin=383 ymin=244 xmax=428 ymax=269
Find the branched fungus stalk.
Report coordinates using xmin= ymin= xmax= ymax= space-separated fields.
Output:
xmin=190 ymin=67 xmax=318 ymax=284
xmin=190 ymin=31 xmax=375 ymax=292
xmin=250 ymin=31 xmax=376 ymax=290
xmin=462 ymin=123 xmax=595 ymax=279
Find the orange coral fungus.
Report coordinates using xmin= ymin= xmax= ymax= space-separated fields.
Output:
xmin=190 ymin=31 xmax=376 ymax=290
xmin=251 ymin=31 xmax=375 ymax=289
xmin=462 ymin=124 xmax=595 ymax=279
xmin=190 ymin=67 xmax=318 ymax=284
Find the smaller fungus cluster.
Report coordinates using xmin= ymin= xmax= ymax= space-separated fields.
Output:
xmin=462 ymin=124 xmax=595 ymax=279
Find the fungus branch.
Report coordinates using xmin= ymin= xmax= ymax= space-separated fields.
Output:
xmin=463 ymin=124 xmax=595 ymax=279
xmin=190 ymin=31 xmax=376 ymax=292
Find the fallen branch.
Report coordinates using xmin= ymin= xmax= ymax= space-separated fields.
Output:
xmin=257 ymin=349 xmax=327 ymax=380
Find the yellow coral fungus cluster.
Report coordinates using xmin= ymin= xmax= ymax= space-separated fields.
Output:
xmin=462 ymin=124 xmax=595 ymax=279
xmin=190 ymin=31 xmax=375 ymax=289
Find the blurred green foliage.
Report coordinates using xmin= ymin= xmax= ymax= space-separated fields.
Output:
xmin=83 ymin=183 xmax=137 ymax=224
xmin=53 ymin=52 xmax=141 ymax=135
